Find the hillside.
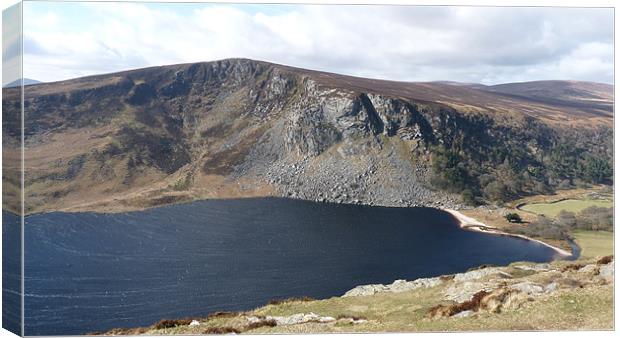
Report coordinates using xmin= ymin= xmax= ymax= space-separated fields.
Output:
xmin=483 ymin=80 xmax=613 ymax=118
xmin=102 ymin=255 xmax=614 ymax=335
xmin=1 ymin=58 xmax=613 ymax=214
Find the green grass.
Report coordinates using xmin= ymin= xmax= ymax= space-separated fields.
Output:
xmin=520 ymin=199 xmax=612 ymax=217
xmin=573 ymin=230 xmax=614 ymax=259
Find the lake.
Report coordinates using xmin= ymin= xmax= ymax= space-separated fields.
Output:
xmin=4 ymin=198 xmax=565 ymax=335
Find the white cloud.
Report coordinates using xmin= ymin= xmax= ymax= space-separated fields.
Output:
xmin=21 ymin=3 xmax=613 ymax=84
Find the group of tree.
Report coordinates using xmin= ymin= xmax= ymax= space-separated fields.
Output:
xmin=504 ymin=213 xmax=522 ymax=223
xmin=510 ymin=206 xmax=613 ymax=241
xmin=555 ymin=206 xmax=613 ymax=232
xmin=511 ymin=215 xmax=568 ymax=240
xmin=427 ymin=114 xmax=612 ymax=205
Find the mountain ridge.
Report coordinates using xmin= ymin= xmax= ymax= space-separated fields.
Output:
xmin=2 ymin=58 xmax=613 ymax=214
xmin=21 ymin=58 xmax=613 ymax=88
xmin=13 ymin=59 xmax=613 ymax=122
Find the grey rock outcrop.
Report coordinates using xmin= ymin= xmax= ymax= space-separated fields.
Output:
xmin=509 ymin=281 xmax=545 ymax=295
xmin=599 ymin=262 xmax=614 ymax=281
xmin=514 ymin=263 xmax=553 ymax=272
xmin=343 ymin=276 xmax=443 ymax=297
xmin=453 ymin=267 xmax=512 ymax=282
xmin=444 ymin=281 xmax=497 ymax=303
xmin=246 ymin=313 xmax=336 ymax=326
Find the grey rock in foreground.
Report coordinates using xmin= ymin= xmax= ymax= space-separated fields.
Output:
xmin=246 ymin=313 xmax=336 ymax=326
xmin=452 ymin=267 xmax=512 ymax=282
xmin=509 ymin=281 xmax=545 ymax=295
xmin=599 ymin=262 xmax=614 ymax=281
xmin=343 ymin=276 xmax=443 ymax=297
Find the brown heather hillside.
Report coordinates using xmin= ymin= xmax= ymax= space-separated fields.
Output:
xmin=1 ymin=59 xmax=613 ymax=214
xmin=484 ymin=80 xmax=613 ymax=116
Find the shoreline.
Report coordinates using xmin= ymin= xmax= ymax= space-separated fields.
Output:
xmin=89 ymin=205 xmax=580 ymax=335
xmin=14 ymin=198 xmax=574 ymax=259
xmin=16 ymin=194 xmax=460 ymax=217
xmin=443 ymin=209 xmax=574 ymax=258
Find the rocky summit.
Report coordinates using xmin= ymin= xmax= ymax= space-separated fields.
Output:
xmin=1 ymin=58 xmax=613 ymax=214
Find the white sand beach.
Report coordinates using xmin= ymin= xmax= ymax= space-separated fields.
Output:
xmin=443 ymin=209 xmax=573 ymax=257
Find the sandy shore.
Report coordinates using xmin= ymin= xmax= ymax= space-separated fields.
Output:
xmin=443 ymin=209 xmax=573 ymax=258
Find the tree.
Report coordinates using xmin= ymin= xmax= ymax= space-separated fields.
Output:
xmin=461 ymin=189 xmax=476 ymax=205
xmin=483 ymin=181 xmax=509 ymax=203
xmin=582 ymin=156 xmax=612 ymax=184
xmin=547 ymin=143 xmax=578 ymax=181
xmin=496 ymin=159 xmax=522 ymax=195
xmin=577 ymin=206 xmax=613 ymax=231
xmin=431 ymin=146 xmax=469 ymax=193
xmin=556 ymin=210 xmax=577 ymax=228
xmin=505 ymin=212 xmax=522 ymax=223
xmin=512 ymin=215 xmax=568 ymax=240
xmin=533 ymin=181 xmax=549 ymax=195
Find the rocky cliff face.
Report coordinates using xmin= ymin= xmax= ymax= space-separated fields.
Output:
xmin=1 ymin=59 xmax=613 ymax=214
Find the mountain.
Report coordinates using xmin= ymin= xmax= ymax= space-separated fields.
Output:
xmin=482 ymin=80 xmax=613 ymax=117
xmin=430 ymin=81 xmax=489 ymax=90
xmin=3 ymin=78 xmax=42 ymax=88
xmin=1 ymin=59 xmax=613 ymax=214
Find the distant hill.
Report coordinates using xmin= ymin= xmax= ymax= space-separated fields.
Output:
xmin=429 ymin=81 xmax=489 ymax=90
xmin=3 ymin=78 xmax=42 ymax=88
xmin=1 ymin=59 xmax=613 ymax=214
xmin=481 ymin=80 xmax=613 ymax=116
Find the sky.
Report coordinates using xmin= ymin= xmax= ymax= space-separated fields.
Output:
xmin=5 ymin=2 xmax=615 ymax=85
xmin=2 ymin=2 xmax=20 ymax=86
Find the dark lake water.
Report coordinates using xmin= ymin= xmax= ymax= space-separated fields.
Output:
xmin=3 ymin=198 xmax=564 ymax=335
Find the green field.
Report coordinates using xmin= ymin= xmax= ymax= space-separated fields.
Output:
xmin=573 ymin=230 xmax=614 ymax=259
xmin=520 ymin=199 xmax=612 ymax=218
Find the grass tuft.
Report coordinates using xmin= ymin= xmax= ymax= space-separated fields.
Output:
xmin=202 ymin=326 xmax=241 ymax=334
xmin=153 ymin=319 xmax=192 ymax=330
xmin=245 ymin=319 xmax=277 ymax=330
xmin=427 ymin=290 xmax=489 ymax=318
xmin=336 ymin=314 xmax=368 ymax=321
xmin=467 ymin=264 xmax=497 ymax=272
xmin=560 ymin=264 xmax=585 ymax=272
xmin=596 ymin=255 xmax=613 ymax=265
xmin=206 ymin=311 xmax=241 ymax=320
xmin=268 ymin=296 xmax=315 ymax=305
